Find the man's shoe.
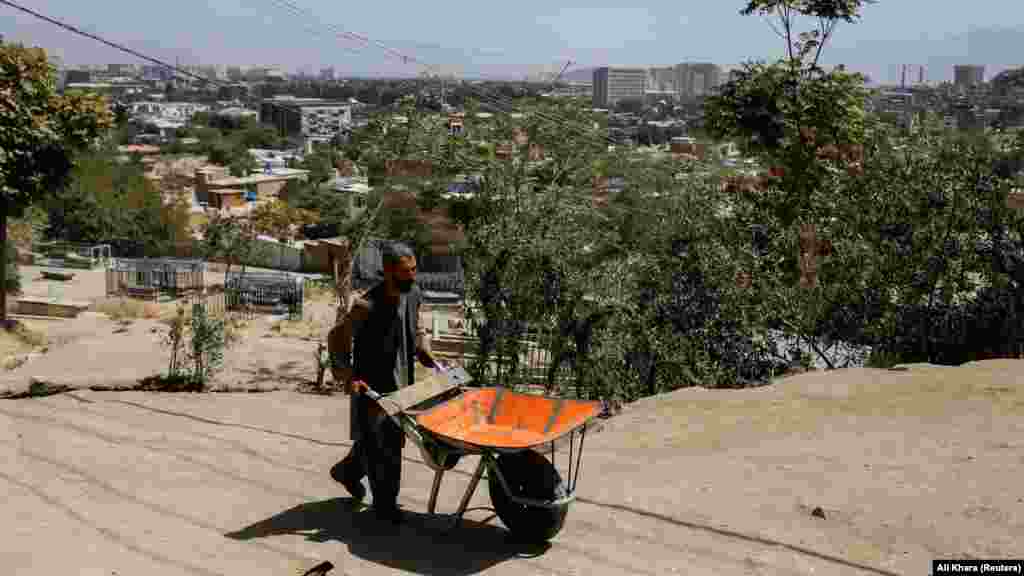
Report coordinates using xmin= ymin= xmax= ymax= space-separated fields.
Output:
xmin=329 ymin=461 xmax=366 ymax=503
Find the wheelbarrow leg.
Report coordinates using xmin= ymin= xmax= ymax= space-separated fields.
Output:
xmin=452 ymin=457 xmax=487 ymax=525
xmin=428 ymin=469 xmax=444 ymax=515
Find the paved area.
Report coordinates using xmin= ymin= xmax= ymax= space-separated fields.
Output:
xmin=2 ymin=361 xmax=1022 ymax=575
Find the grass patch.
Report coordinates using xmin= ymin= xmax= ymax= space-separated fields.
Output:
xmin=0 ymin=320 xmax=48 ymax=371
xmin=2 ymin=379 xmax=74 ymax=399
xmin=303 ymin=281 xmax=336 ymax=304
xmin=268 ymin=316 xmax=329 ymax=341
xmin=137 ymin=374 xmax=205 ymax=392
xmin=93 ymin=297 xmax=162 ymax=321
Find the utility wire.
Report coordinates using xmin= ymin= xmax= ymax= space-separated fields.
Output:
xmin=0 ymin=0 xmax=337 ymax=123
xmin=0 ymin=0 xmax=703 ymax=222
xmin=256 ymin=0 xmax=617 ymax=146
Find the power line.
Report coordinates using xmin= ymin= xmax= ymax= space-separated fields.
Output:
xmin=0 ymin=0 xmax=326 ymax=123
xmin=254 ymin=0 xmax=616 ymax=147
xmin=267 ymin=0 xmax=435 ymax=70
xmin=0 ymin=0 xmax=695 ymax=222
xmin=0 ymin=0 xmax=216 ymax=86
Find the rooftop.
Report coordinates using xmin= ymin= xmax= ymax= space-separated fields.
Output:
xmin=206 ymin=168 xmax=310 ymax=188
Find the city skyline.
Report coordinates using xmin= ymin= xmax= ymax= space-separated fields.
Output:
xmin=2 ymin=0 xmax=1023 ymax=83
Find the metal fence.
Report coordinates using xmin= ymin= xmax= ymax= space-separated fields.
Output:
xmin=106 ymin=258 xmax=206 ymax=300
xmin=186 ymin=291 xmax=229 ymax=318
xmin=434 ymin=308 xmax=576 ymax=395
xmin=35 ymin=241 xmax=112 ymax=269
xmin=351 ymin=238 xmax=465 ymax=300
xmin=224 ymin=270 xmax=304 ymax=320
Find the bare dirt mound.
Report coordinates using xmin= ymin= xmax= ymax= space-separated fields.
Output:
xmin=590 ymin=361 xmax=1024 ymax=574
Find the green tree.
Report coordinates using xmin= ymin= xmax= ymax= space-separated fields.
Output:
xmin=46 ymin=148 xmax=185 ymax=256
xmin=702 ymin=0 xmax=878 ymax=369
xmin=300 ymin=147 xmax=338 ymax=186
xmin=199 ymin=211 xmax=274 ymax=277
xmin=1 ymin=43 xmax=113 ymax=320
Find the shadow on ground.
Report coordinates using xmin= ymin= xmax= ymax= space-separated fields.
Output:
xmin=225 ymin=497 xmax=549 ymax=575
xmin=237 ymin=363 xmax=313 ymax=388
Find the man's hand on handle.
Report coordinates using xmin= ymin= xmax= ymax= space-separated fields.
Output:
xmin=331 ymin=365 xmax=368 ymax=396
xmin=349 ymin=379 xmax=369 ymax=396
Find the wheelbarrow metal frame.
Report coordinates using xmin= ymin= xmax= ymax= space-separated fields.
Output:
xmin=364 ymin=386 xmax=590 ymax=525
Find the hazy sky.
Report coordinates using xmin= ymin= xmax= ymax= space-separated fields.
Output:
xmin=2 ymin=0 xmax=1023 ymax=82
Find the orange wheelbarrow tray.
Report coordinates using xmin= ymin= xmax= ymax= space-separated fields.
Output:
xmin=363 ymin=380 xmax=602 ymax=541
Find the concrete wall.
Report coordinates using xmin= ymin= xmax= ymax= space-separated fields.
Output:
xmin=244 ymin=238 xmax=304 ymax=272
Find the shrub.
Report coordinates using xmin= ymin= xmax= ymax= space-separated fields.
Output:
xmin=157 ymin=301 xmax=233 ymax=390
xmin=94 ymin=297 xmax=162 ymax=320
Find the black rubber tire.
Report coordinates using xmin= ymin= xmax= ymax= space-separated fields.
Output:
xmin=487 ymin=450 xmax=569 ymax=542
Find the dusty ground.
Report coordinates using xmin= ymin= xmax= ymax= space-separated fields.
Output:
xmin=2 ymin=267 xmax=1022 ymax=574
xmin=0 ymin=361 xmax=1021 ymax=575
xmin=0 ymin=267 xmax=456 ymax=396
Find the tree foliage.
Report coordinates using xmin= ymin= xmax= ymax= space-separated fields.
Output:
xmin=309 ymin=0 xmax=1024 ymax=408
xmin=250 ymin=199 xmax=318 ymax=242
xmin=1 ymin=46 xmax=113 ymax=213
xmin=1 ymin=43 xmax=113 ymax=320
xmin=45 ymin=149 xmax=187 ymax=256
xmin=199 ymin=212 xmax=265 ymax=276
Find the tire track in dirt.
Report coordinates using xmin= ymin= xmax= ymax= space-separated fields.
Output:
xmin=34 ymin=397 xmax=324 ymax=477
xmin=0 ymin=405 xmax=606 ymax=576
xmin=0 ymin=404 xmax=314 ymax=502
xmin=110 ymin=399 xmax=350 ymax=447
xmin=0 ymin=440 xmax=337 ymax=572
xmin=0 ymin=469 xmax=228 ymax=576
xmin=36 ymin=396 xmax=740 ymax=570
xmin=7 ymin=434 xmax=576 ymax=576
xmin=98 ymin=396 xmax=901 ymax=576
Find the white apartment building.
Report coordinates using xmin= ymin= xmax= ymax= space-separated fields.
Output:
xmin=260 ymin=96 xmax=353 ymax=144
xmin=675 ymin=63 xmax=722 ymax=99
xmin=647 ymin=67 xmax=676 ymax=92
xmin=129 ymin=102 xmax=210 ymax=121
xmin=593 ymin=67 xmax=647 ymax=108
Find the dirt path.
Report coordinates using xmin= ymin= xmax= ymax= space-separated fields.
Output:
xmin=2 ymin=360 xmax=1021 ymax=575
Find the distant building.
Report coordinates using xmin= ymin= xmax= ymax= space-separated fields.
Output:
xmin=141 ymin=65 xmax=174 ymax=82
xmin=646 ymin=67 xmax=676 ymax=92
xmin=954 ymin=65 xmax=985 ymax=88
xmin=63 ymin=82 xmax=145 ymax=98
xmin=64 ymin=69 xmax=92 ymax=85
xmin=675 ymin=63 xmax=721 ymax=99
xmin=260 ymin=96 xmax=353 ymax=144
xmin=216 ymin=107 xmax=258 ymax=122
xmin=194 ymin=167 xmax=309 ymax=212
xmin=898 ymin=64 xmax=927 ymax=88
xmin=107 ymin=63 xmax=138 ymax=75
xmin=593 ymin=67 xmax=647 ymax=108
xmin=130 ymin=101 xmax=209 ymax=121
xmin=876 ymin=90 xmax=916 ymax=130
xmin=319 ymin=67 xmax=336 ymax=81
xmin=245 ymin=67 xmax=287 ymax=83
xmin=547 ymin=81 xmax=593 ymax=99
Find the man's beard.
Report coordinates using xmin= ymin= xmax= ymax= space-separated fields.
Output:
xmin=398 ymin=279 xmax=414 ymax=293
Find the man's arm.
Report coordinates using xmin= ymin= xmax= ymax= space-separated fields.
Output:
xmin=328 ymin=298 xmax=369 ymax=393
xmin=414 ymin=298 xmax=437 ymax=369
xmin=415 ymin=326 xmax=436 ymax=369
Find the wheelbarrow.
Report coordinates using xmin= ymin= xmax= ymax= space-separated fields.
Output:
xmin=362 ymin=364 xmax=603 ymax=542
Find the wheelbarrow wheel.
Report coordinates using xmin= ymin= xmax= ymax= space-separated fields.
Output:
xmin=488 ymin=450 xmax=569 ymax=542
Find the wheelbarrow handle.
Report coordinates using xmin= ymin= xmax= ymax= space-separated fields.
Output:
xmin=360 ymin=385 xmax=384 ymax=403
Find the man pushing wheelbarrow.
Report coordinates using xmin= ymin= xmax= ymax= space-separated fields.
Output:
xmin=327 ymin=241 xmax=435 ymax=525
xmin=328 ymin=241 xmax=603 ymax=541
